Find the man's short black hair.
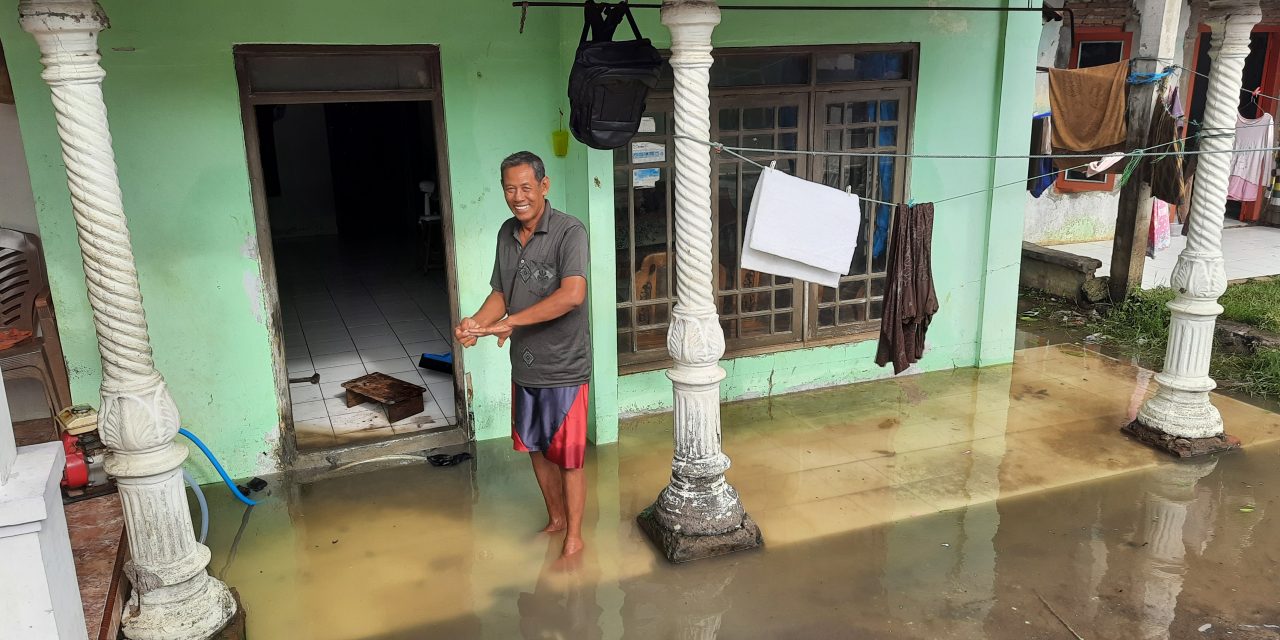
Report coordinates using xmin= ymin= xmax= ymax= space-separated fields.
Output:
xmin=500 ymin=151 xmax=546 ymax=182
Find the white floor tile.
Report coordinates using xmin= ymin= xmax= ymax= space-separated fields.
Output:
xmin=348 ymin=323 xmax=395 ymax=339
xmin=427 ymin=381 xmax=456 ymax=407
xmin=387 ymin=370 xmax=426 ymax=386
xmin=391 ymin=320 xmax=435 ymax=336
xmin=286 ymin=358 xmax=315 ymax=375
xmin=332 ymin=410 xmax=391 ymax=431
xmin=314 ymin=363 xmax=368 ymax=386
xmin=309 ymin=338 xmax=356 ymax=356
xmin=340 ymin=312 xmax=386 ymax=328
xmin=291 ymin=400 xmax=329 ymax=421
xmin=313 ymin=350 xmax=362 ymax=369
xmin=404 ymin=340 xmax=450 ymax=357
xmin=365 ymin=357 xmax=418 ymax=375
xmin=394 ymin=328 xmax=443 ymax=344
xmin=289 ymin=384 xmax=323 ymax=404
xmin=353 ymin=333 xmax=402 ymax=349
xmin=303 ymin=327 xmax=350 ymax=343
xmin=319 ymin=381 xmax=349 ymax=401
xmin=360 ymin=345 xmax=410 ymax=362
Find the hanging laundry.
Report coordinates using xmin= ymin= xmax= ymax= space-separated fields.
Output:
xmin=1143 ymin=86 xmax=1186 ymax=206
xmin=1085 ymin=152 xmax=1126 ymax=177
xmin=741 ymin=165 xmax=861 ymax=288
xmin=1027 ymin=113 xmax=1055 ymax=197
xmin=875 ymin=203 xmax=938 ymax=375
xmin=1228 ymin=111 xmax=1275 ymax=202
xmin=1047 ymin=61 xmax=1128 ymax=171
xmin=1147 ymin=198 xmax=1171 ymax=258
xmin=1269 ymin=150 xmax=1280 ymax=208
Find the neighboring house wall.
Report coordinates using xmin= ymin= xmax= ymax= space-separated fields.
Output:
xmin=0 ymin=1 xmax=1038 ymax=479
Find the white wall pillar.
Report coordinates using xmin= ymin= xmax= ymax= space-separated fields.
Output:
xmin=18 ymin=2 xmax=236 ymax=638
xmin=1130 ymin=0 xmax=1261 ymax=456
xmin=636 ymin=0 xmax=762 ymax=563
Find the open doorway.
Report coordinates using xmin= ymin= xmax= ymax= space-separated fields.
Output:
xmin=236 ymin=46 xmax=465 ymax=457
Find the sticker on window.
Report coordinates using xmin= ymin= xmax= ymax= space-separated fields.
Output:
xmin=633 ymin=168 xmax=660 ymax=189
xmin=638 ymin=116 xmax=657 ymax=133
xmin=631 ymin=142 xmax=666 ymax=164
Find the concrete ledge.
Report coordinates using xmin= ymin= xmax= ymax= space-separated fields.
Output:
xmin=1020 ymin=242 xmax=1109 ymax=303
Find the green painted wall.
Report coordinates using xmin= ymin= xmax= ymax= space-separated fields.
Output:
xmin=0 ymin=0 xmax=579 ymax=482
xmin=616 ymin=3 xmax=1038 ymax=416
xmin=0 ymin=0 xmax=1036 ymax=478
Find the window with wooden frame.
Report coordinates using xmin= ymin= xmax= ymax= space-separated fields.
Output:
xmin=614 ymin=45 xmax=916 ymax=371
xmin=1055 ymin=28 xmax=1133 ymax=193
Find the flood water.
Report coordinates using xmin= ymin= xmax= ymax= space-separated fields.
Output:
xmin=195 ymin=344 xmax=1280 ymax=639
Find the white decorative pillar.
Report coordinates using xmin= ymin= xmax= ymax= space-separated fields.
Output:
xmin=637 ymin=0 xmax=762 ymax=563
xmin=19 ymin=2 xmax=236 ymax=638
xmin=1128 ymin=0 xmax=1260 ymax=457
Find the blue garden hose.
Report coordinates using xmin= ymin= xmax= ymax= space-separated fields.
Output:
xmin=178 ymin=428 xmax=257 ymax=507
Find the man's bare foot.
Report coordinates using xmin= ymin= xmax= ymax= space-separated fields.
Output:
xmin=540 ymin=520 xmax=567 ymax=533
xmin=561 ymin=536 xmax=584 ymax=558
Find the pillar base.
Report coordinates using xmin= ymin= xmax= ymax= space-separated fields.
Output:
xmin=638 ymin=504 xmax=762 ymax=564
xmin=1122 ymin=420 xmax=1241 ymax=458
xmin=212 ymin=588 xmax=247 ymax=640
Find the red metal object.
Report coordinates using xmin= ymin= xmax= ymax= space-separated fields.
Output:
xmin=61 ymin=431 xmax=88 ymax=490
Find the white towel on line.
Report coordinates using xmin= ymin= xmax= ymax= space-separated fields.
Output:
xmin=740 ymin=166 xmax=862 ymax=288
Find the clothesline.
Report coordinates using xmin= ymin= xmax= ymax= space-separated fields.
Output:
xmin=672 ymin=120 xmax=1276 ymax=161
xmin=673 ymin=132 xmax=1280 ymax=208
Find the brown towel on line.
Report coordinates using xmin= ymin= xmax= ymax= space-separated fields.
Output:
xmin=1048 ymin=60 xmax=1128 ymax=171
xmin=875 ymin=203 xmax=938 ymax=375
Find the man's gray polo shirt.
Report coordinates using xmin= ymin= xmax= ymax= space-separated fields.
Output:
xmin=490 ymin=206 xmax=592 ymax=388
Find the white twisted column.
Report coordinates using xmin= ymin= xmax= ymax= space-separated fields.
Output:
xmin=1131 ymin=0 xmax=1260 ymax=456
xmin=19 ymin=2 xmax=236 ymax=638
xmin=637 ymin=0 xmax=762 ymax=563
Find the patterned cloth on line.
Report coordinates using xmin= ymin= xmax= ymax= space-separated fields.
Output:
xmin=875 ymin=203 xmax=939 ymax=375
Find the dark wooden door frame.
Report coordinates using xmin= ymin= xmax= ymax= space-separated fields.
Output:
xmin=233 ymin=44 xmax=468 ymax=465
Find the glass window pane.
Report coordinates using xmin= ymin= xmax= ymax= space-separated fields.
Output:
xmin=839 ymin=279 xmax=867 ymax=301
xmin=870 ymin=299 xmax=884 ymax=320
xmin=819 ymin=286 xmax=836 ymax=304
xmin=720 ymin=318 xmax=737 ymax=338
xmin=718 ymin=295 xmax=736 ymax=315
xmin=636 ymin=303 xmax=669 ymax=326
xmin=633 ymin=175 xmax=669 ymax=300
xmin=846 ymin=102 xmax=875 ymax=124
xmin=871 ymin=277 xmax=886 ymax=298
xmin=617 ymin=308 xmax=632 ymax=329
xmin=825 ymin=130 xmax=842 ymax=152
xmin=816 ymin=52 xmax=910 ymax=83
xmin=741 ymin=292 xmax=770 ymax=312
xmin=880 ymin=100 xmax=899 ymax=122
xmin=614 ymin=169 xmax=632 ymax=304
xmin=847 ymin=129 xmax=874 ymax=149
xmin=719 ymin=108 xmax=740 ymax=132
xmin=840 ymin=303 xmax=867 ymax=324
xmin=742 ymin=134 xmax=775 ymax=150
xmin=878 ymin=126 xmax=898 ymax=147
xmin=711 ymin=53 xmax=809 ymax=87
xmin=779 ymin=106 xmax=799 ymax=128
xmin=818 ymin=306 xmax=836 ymax=327
xmin=717 ymin=163 xmax=740 ymax=291
xmin=247 ymin=54 xmax=433 ymax=92
xmin=742 ymin=107 xmax=775 ymax=130
xmin=827 ymin=104 xmax=844 ymax=125
xmin=740 ymin=315 xmax=772 ymax=337
xmin=774 ymin=288 xmax=793 ymax=309
xmin=644 ymin=112 xmax=668 ymax=134
xmin=775 ymin=276 xmax=791 ymax=285
xmin=1077 ymin=41 xmax=1124 ymax=69
xmin=617 ymin=331 xmax=633 ymax=354
xmin=637 ymin=328 xmax=668 ymax=352
xmin=779 ymin=133 xmax=798 ymax=150
xmin=775 ymin=313 xmax=793 ymax=333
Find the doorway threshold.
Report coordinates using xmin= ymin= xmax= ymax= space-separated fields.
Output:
xmin=291 ymin=423 xmax=468 ymax=474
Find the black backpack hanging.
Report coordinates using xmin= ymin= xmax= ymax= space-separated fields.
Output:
xmin=568 ymin=1 xmax=662 ymax=150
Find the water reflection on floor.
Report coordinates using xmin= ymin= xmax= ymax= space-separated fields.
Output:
xmin=200 ymin=345 xmax=1280 ymax=639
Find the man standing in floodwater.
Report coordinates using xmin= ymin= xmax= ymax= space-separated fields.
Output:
xmin=454 ymin=151 xmax=593 ymax=559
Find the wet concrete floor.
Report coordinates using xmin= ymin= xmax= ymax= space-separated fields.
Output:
xmin=200 ymin=345 xmax=1280 ymax=639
